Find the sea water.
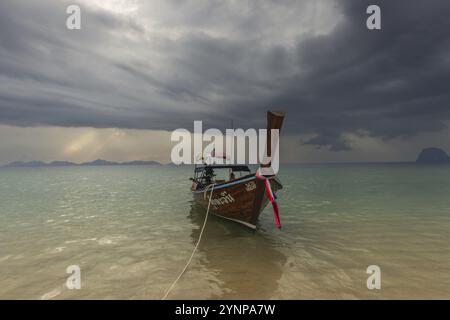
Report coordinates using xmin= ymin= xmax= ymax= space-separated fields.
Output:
xmin=0 ymin=164 xmax=449 ymax=299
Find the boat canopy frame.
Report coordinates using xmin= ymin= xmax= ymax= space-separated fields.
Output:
xmin=192 ymin=164 xmax=252 ymax=190
xmin=194 ymin=164 xmax=251 ymax=173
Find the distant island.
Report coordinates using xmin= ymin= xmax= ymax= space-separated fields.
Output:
xmin=3 ymin=148 xmax=450 ymax=167
xmin=416 ymin=147 xmax=450 ymax=164
xmin=2 ymin=159 xmax=164 ymax=168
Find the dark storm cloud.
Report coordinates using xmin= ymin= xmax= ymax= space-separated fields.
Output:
xmin=0 ymin=0 xmax=449 ymax=151
xmin=278 ymin=0 xmax=450 ymax=149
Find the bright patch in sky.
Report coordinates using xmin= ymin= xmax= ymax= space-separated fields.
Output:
xmin=77 ymin=0 xmax=139 ymax=15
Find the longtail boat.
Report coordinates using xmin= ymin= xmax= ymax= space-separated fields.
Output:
xmin=190 ymin=111 xmax=285 ymax=229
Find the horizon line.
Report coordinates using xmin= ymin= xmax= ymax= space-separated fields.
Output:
xmin=0 ymin=159 xmax=425 ymax=168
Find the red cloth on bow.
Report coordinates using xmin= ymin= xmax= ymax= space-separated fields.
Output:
xmin=256 ymin=170 xmax=281 ymax=229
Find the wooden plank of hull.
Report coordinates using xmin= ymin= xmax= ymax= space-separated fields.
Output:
xmin=192 ymin=175 xmax=282 ymax=229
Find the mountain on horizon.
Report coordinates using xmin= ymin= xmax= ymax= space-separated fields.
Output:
xmin=416 ymin=147 xmax=450 ymax=164
xmin=80 ymin=159 xmax=119 ymax=166
xmin=4 ymin=148 xmax=450 ymax=168
xmin=2 ymin=159 xmax=163 ymax=168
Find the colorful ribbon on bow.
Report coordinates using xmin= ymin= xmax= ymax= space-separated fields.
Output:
xmin=256 ymin=170 xmax=281 ymax=229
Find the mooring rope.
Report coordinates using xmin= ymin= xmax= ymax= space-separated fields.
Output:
xmin=161 ymin=183 xmax=215 ymax=300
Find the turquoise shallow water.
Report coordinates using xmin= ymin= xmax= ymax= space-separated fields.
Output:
xmin=0 ymin=164 xmax=450 ymax=299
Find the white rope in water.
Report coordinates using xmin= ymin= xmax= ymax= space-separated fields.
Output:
xmin=161 ymin=183 xmax=215 ymax=300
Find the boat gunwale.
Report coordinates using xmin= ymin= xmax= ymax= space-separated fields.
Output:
xmin=192 ymin=174 xmax=256 ymax=194
xmin=192 ymin=173 xmax=282 ymax=194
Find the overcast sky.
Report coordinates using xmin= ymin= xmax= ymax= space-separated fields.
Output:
xmin=0 ymin=0 xmax=449 ymax=164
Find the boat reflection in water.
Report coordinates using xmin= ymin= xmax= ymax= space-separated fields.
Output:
xmin=182 ymin=202 xmax=287 ymax=299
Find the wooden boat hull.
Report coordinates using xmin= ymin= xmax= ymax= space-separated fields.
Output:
xmin=192 ymin=174 xmax=282 ymax=229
